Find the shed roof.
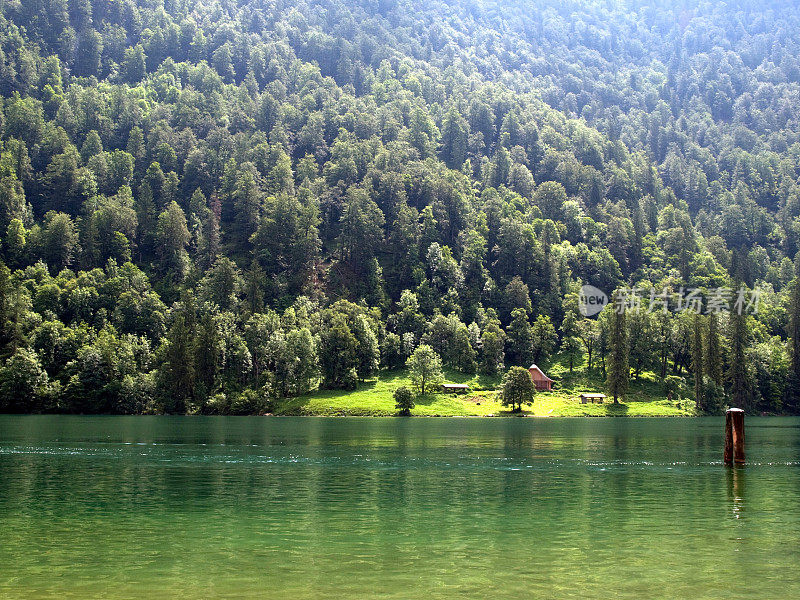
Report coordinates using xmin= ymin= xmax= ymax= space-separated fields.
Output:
xmin=442 ymin=383 xmax=470 ymax=389
xmin=528 ymin=364 xmax=554 ymax=381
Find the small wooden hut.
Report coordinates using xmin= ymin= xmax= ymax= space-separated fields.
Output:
xmin=580 ymin=393 xmax=606 ymax=404
xmin=441 ymin=383 xmax=469 ymax=394
xmin=528 ymin=364 xmax=553 ymax=391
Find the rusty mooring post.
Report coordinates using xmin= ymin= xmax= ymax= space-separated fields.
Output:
xmin=724 ymin=408 xmax=745 ymax=465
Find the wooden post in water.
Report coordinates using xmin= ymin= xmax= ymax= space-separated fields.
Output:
xmin=724 ymin=408 xmax=745 ymax=465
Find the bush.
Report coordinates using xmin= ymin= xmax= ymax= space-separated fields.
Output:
xmin=202 ymin=386 xmax=273 ymax=415
xmin=343 ymin=367 xmax=358 ymax=391
xmin=662 ymin=375 xmax=687 ymax=398
xmin=230 ymin=387 xmax=273 ymax=415
xmin=394 ymin=386 xmax=415 ymax=415
xmin=116 ymin=373 xmax=155 ymax=414
xmin=203 ymin=392 xmax=229 ymax=414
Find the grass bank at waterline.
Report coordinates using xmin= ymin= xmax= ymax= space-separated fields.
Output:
xmin=273 ymin=368 xmax=697 ymax=417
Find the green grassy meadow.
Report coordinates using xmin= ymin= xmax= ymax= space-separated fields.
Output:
xmin=273 ymin=353 xmax=697 ymax=417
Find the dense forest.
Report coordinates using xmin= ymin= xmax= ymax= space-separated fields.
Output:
xmin=0 ymin=0 xmax=799 ymax=415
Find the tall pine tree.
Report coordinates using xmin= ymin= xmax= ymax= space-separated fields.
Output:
xmin=692 ymin=314 xmax=704 ymax=413
xmin=705 ymin=312 xmax=723 ymax=385
xmin=787 ymin=277 xmax=800 ymax=414
xmin=606 ymin=295 xmax=629 ymax=404
xmin=727 ymin=303 xmax=752 ymax=411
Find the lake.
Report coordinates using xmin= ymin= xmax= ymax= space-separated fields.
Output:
xmin=1 ymin=416 xmax=799 ymax=599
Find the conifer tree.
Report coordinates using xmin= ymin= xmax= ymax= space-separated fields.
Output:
xmin=531 ymin=314 xmax=557 ymax=364
xmin=160 ymin=312 xmax=196 ymax=413
xmin=122 ymin=45 xmax=147 ymax=83
xmin=560 ymin=309 xmax=581 ymax=375
xmin=787 ymin=277 xmax=800 ymax=413
xmin=451 ymin=324 xmax=477 ymax=373
xmin=506 ymin=308 xmax=534 ymax=367
xmin=319 ymin=315 xmax=359 ymax=390
xmin=692 ymin=314 xmax=704 ymax=413
xmin=194 ymin=312 xmax=219 ymax=399
xmin=606 ymin=297 xmax=629 ymax=404
xmin=727 ymin=304 xmax=752 ymax=410
xmin=440 ymin=107 xmax=468 ymax=169
xmin=0 ymin=263 xmax=11 ymax=355
xmin=480 ymin=315 xmax=506 ymax=376
xmin=705 ymin=312 xmax=723 ymax=385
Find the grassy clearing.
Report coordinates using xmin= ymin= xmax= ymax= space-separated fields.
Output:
xmin=536 ymin=359 xmax=697 ymax=417
xmin=275 ymin=370 xmax=504 ymax=416
xmin=274 ymin=352 xmax=697 ymax=417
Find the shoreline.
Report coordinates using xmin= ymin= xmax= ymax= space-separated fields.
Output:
xmin=265 ymin=412 xmax=699 ymax=418
xmin=0 ymin=412 xmax=705 ymax=417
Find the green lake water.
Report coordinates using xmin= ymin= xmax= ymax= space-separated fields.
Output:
xmin=1 ymin=416 xmax=799 ymax=599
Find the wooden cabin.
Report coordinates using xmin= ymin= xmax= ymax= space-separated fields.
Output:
xmin=441 ymin=383 xmax=470 ymax=394
xmin=528 ymin=364 xmax=554 ymax=391
xmin=580 ymin=393 xmax=606 ymax=404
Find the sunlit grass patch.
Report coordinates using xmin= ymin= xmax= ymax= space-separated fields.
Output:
xmin=274 ymin=363 xmax=695 ymax=417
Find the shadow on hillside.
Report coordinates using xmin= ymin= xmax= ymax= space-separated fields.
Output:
xmin=345 ymin=370 xmax=406 ymax=392
xmin=355 ymin=379 xmax=378 ymax=391
xmin=374 ymin=370 xmax=408 ymax=384
xmin=444 ymin=370 xmax=501 ymax=390
xmin=413 ymin=393 xmax=439 ymax=406
xmin=274 ymin=396 xmax=311 ymax=415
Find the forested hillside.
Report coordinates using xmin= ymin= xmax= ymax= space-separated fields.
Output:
xmin=1 ymin=0 xmax=799 ymax=414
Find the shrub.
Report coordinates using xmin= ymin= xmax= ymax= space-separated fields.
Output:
xmin=230 ymin=388 xmax=272 ymax=415
xmin=394 ymin=386 xmax=415 ymax=415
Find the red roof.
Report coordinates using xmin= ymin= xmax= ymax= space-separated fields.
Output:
xmin=528 ymin=364 xmax=553 ymax=382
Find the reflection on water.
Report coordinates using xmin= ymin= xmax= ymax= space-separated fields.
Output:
xmin=0 ymin=416 xmax=799 ymax=599
xmin=728 ymin=466 xmax=745 ymax=520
